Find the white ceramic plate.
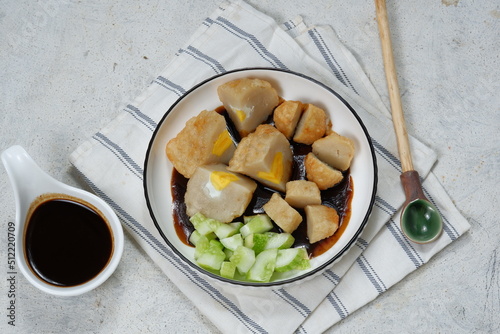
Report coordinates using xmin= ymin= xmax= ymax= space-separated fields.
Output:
xmin=144 ymin=68 xmax=377 ymax=287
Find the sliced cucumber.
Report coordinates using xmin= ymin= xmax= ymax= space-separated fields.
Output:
xmin=189 ymin=230 xmax=203 ymax=246
xmin=220 ymin=233 xmax=244 ymax=251
xmin=224 ymin=248 xmax=234 ymax=260
xmin=220 ymin=261 xmax=236 ymax=279
xmin=264 ymin=232 xmax=295 ymax=250
xmin=196 ymin=242 xmax=226 ymax=271
xmin=240 ymin=214 xmax=273 ymax=238
xmin=214 ymin=222 xmax=239 ymax=239
xmin=229 ymin=221 xmax=244 ymax=232
xmin=229 ymin=245 xmax=255 ymax=275
xmin=189 ymin=212 xmax=310 ymax=281
xmin=193 ymin=234 xmax=210 ymax=260
xmin=243 ymin=216 xmax=253 ymax=224
xmin=189 ymin=230 xmax=218 ymax=246
xmin=190 ymin=212 xmax=220 ymax=235
xmin=275 ymin=248 xmax=310 ymax=272
xmin=244 ymin=233 xmax=269 ymax=254
xmin=247 ymin=248 xmax=278 ymax=282
xmin=210 ymin=239 xmax=224 ymax=250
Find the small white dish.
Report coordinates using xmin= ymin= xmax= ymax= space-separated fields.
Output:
xmin=2 ymin=145 xmax=124 ymax=296
xmin=144 ymin=68 xmax=377 ymax=287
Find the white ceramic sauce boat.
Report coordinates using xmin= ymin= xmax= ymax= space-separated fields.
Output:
xmin=1 ymin=145 xmax=123 ymax=296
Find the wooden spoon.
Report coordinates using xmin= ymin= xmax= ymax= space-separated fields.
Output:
xmin=375 ymin=0 xmax=443 ymax=243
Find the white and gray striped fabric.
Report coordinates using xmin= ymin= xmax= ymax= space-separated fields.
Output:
xmin=69 ymin=1 xmax=470 ymax=333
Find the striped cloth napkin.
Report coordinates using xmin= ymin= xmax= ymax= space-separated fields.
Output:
xmin=69 ymin=0 xmax=470 ymax=333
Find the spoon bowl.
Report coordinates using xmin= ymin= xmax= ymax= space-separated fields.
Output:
xmin=401 ymin=199 xmax=442 ymax=243
xmin=1 ymin=145 xmax=124 ymax=296
xmin=400 ymin=171 xmax=442 ymax=244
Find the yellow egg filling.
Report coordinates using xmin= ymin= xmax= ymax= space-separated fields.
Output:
xmin=257 ymin=152 xmax=283 ymax=185
xmin=235 ymin=109 xmax=247 ymax=122
xmin=212 ymin=130 xmax=232 ymax=157
xmin=210 ymin=171 xmax=240 ymax=191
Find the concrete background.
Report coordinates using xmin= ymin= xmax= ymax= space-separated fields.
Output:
xmin=1 ymin=0 xmax=498 ymax=333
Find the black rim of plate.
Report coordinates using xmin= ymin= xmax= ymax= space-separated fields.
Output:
xmin=143 ymin=67 xmax=378 ymax=287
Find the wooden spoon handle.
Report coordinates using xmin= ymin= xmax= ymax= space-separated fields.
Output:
xmin=375 ymin=0 xmax=414 ymax=172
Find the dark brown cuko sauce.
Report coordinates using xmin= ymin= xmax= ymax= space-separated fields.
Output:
xmin=171 ymin=107 xmax=353 ymax=258
xmin=24 ymin=194 xmax=113 ymax=287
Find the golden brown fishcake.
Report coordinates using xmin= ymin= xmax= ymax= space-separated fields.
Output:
xmin=304 ymin=152 xmax=343 ymax=190
xmin=312 ymin=131 xmax=355 ymax=171
xmin=166 ymin=110 xmax=236 ymax=178
xmin=263 ymin=192 xmax=303 ymax=234
xmin=285 ymin=180 xmax=321 ymax=209
xmin=293 ymin=104 xmax=328 ymax=144
xmin=184 ymin=164 xmax=257 ymax=223
xmin=305 ymin=204 xmax=339 ymax=243
xmin=273 ymin=100 xmax=304 ymax=139
xmin=228 ymin=124 xmax=292 ymax=192
xmin=217 ymin=78 xmax=280 ymax=137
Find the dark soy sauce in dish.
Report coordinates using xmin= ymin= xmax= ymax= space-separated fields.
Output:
xmin=171 ymin=107 xmax=354 ymax=258
xmin=24 ymin=194 xmax=113 ymax=287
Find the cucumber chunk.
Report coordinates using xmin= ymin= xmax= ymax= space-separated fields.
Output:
xmin=229 ymin=221 xmax=244 ymax=232
xmin=229 ymin=245 xmax=255 ymax=275
xmin=247 ymin=248 xmax=278 ymax=282
xmin=224 ymin=248 xmax=234 ymax=260
xmin=220 ymin=234 xmax=244 ymax=251
xmin=206 ymin=232 xmax=217 ymax=240
xmin=196 ymin=241 xmax=226 ymax=271
xmin=275 ymin=248 xmax=310 ymax=272
xmin=264 ymin=232 xmax=295 ymax=250
xmin=189 ymin=211 xmax=311 ymax=281
xmin=244 ymin=233 xmax=269 ymax=254
xmin=189 ymin=230 xmax=203 ymax=246
xmin=189 ymin=230 xmax=218 ymax=246
xmin=194 ymin=234 xmax=210 ymax=260
xmin=220 ymin=261 xmax=236 ymax=279
xmin=243 ymin=216 xmax=253 ymax=224
xmin=240 ymin=214 xmax=273 ymax=238
xmin=210 ymin=239 xmax=224 ymax=250
xmin=190 ymin=212 xmax=221 ymax=235
xmin=214 ymin=222 xmax=240 ymax=239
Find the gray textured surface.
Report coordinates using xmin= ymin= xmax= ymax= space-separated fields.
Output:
xmin=1 ymin=0 xmax=498 ymax=333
